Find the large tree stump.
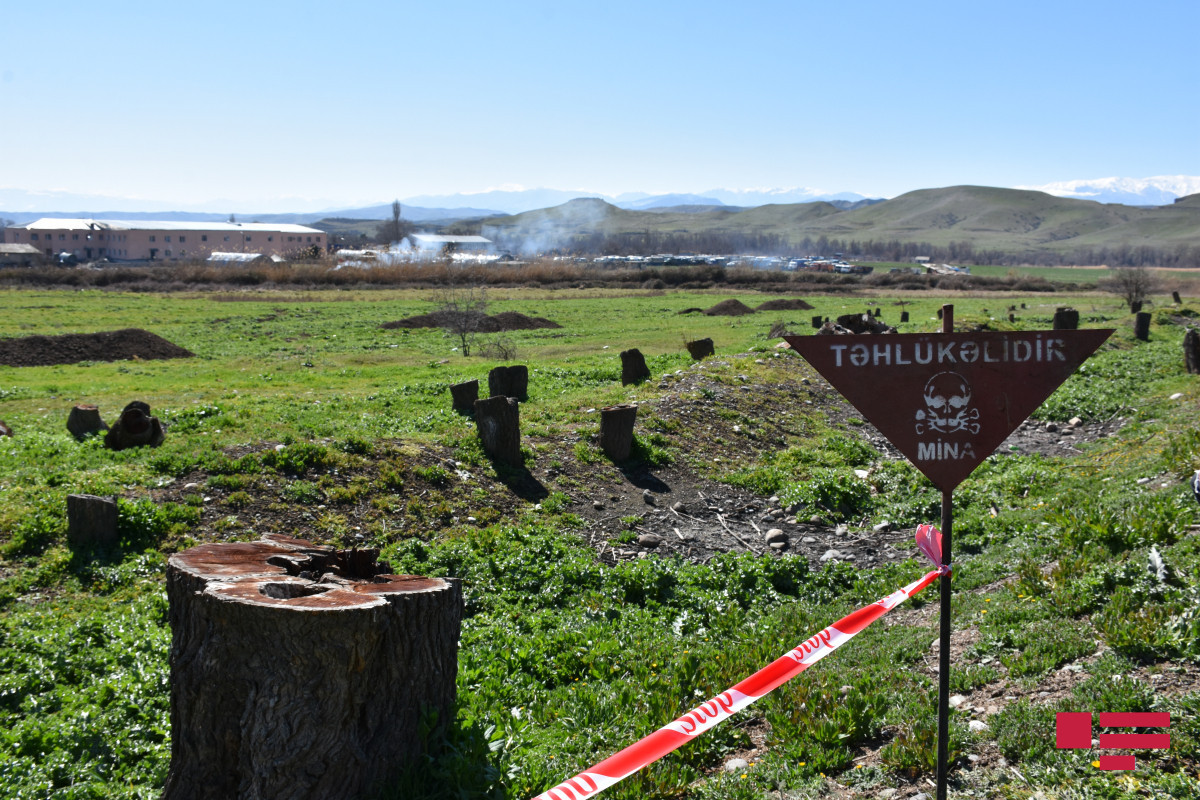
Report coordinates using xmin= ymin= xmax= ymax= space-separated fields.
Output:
xmin=1185 ymin=329 xmax=1200 ymax=374
xmin=620 ymin=348 xmax=651 ymax=385
xmin=1052 ymin=307 xmax=1079 ymax=330
xmin=66 ymin=493 xmax=119 ymax=549
xmin=686 ymin=338 xmax=715 ymax=360
xmin=487 ymin=365 xmax=529 ymax=400
xmin=450 ymin=379 xmax=479 ymax=412
xmin=104 ymin=401 xmax=166 ymax=451
xmin=474 ymin=395 xmax=522 ymax=466
xmin=1134 ymin=311 xmax=1152 ymax=341
xmin=164 ymin=535 xmax=462 ymax=800
xmin=67 ymin=404 xmax=108 ymax=439
xmin=600 ymin=403 xmax=638 ymax=462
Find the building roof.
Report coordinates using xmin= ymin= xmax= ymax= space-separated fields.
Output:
xmin=0 ymin=243 xmax=42 ymax=255
xmin=15 ymin=218 xmax=324 ymax=234
xmin=207 ymin=252 xmax=285 ymax=263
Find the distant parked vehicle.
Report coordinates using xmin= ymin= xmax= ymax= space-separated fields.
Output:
xmin=56 ymin=252 xmax=78 ymax=266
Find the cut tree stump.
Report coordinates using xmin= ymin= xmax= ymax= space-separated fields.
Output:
xmin=450 ymin=379 xmax=479 ymax=412
xmin=620 ymin=348 xmax=651 ymax=385
xmin=104 ymin=401 xmax=166 ymax=451
xmin=1185 ymin=329 xmax=1200 ymax=374
xmin=686 ymin=338 xmax=715 ymax=360
xmin=488 ymin=365 xmax=529 ymax=400
xmin=474 ymin=395 xmax=522 ymax=466
xmin=164 ymin=534 xmax=462 ymax=800
xmin=67 ymin=404 xmax=108 ymax=439
xmin=66 ymin=494 xmax=119 ymax=550
xmin=1134 ymin=311 xmax=1152 ymax=341
xmin=600 ymin=403 xmax=638 ymax=461
xmin=1052 ymin=307 xmax=1079 ymax=330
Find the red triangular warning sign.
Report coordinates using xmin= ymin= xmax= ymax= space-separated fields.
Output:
xmin=784 ymin=329 xmax=1113 ymax=491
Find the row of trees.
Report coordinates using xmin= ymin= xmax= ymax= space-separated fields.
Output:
xmin=478 ymin=227 xmax=1199 ymax=268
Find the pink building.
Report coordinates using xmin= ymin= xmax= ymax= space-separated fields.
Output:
xmin=3 ymin=218 xmax=326 ymax=262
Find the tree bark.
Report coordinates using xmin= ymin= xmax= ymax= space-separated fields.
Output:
xmin=66 ymin=493 xmax=119 ymax=550
xmin=1185 ymin=329 xmax=1200 ymax=374
xmin=67 ymin=404 xmax=108 ymax=439
xmin=474 ymin=395 xmax=522 ymax=466
xmin=487 ymin=365 xmax=528 ymax=400
xmin=1134 ymin=311 xmax=1152 ymax=341
xmin=685 ymin=338 xmax=714 ymax=360
xmin=620 ymin=348 xmax=650 ymax=385
xmin=600 ymin=404 xmax=638 ymax=461
xmin=450 ymin=379 xmax=479 ymax=412
xmin=1052 ymin=307 xmax=1079 ymax=330
xmin=164 ymin=535 xmax=461 ymax=800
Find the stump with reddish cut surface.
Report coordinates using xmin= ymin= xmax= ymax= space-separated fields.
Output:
xmin=164 ymin=535 xmax=462 ymax=800
xmin=66 ymin=404 xmax=108 ymax=439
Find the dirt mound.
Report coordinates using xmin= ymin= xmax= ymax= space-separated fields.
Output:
xmin=677 ymin=307 xmax=704 ymax=315
xmin=482 ymin=312 xmax=561 ymax=332
xmin=704 ymin=299 xmax=756 ymax=316
xmin=382 ymin=311 xmax=561 ymax=332
xmin=0 ymin=328 xmax=195 ymax=367
xmin=756 ymin=298 xmax=814 ymax=311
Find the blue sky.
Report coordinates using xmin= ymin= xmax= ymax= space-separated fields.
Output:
xmin=2 ymin=0 xmax=1197 ymax=211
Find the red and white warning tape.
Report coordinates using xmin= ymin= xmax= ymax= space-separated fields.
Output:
xmin=532 ymin=525 xmax=948 ymax=800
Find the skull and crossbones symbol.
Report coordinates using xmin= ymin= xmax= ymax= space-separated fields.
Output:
xmin=915 ymin=371 xmax=980 ymax=435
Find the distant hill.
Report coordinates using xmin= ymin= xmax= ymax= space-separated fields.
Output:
xmin=617 ymin=194 xmax=726 ymax=210
xmin=471 ymin=187 xmax=1200 ymax=261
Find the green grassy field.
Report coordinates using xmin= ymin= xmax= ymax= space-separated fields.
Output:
xmin=1 ymin=285 xmax=1198 ymax=800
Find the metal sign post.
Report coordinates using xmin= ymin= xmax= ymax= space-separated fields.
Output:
xmin=785 ymin=305 xmax=1112 ymax=799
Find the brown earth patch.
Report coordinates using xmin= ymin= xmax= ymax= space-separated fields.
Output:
xmin=381 ymin=311 xmax=561 ymax=332
xmin=756 ymin=298 xmax=815 ymax=311
xmin=704 ymin=299 xmax=756 ymax=316
xmin=0 ymin=328 xmax=194 ymax=367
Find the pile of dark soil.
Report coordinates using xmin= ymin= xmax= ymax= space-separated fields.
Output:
xmin=0 ymin=328 xmax=195 ymax=367
xmin=382 ymin=311 xmax=561 ymax=332
xmin=704 ymin=299 xmax=756 ymax=316
xmin=756 ymin=298 xmax=814 ymax=311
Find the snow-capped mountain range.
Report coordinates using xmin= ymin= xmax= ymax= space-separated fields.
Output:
xmin=1015 ymin=175 xmax=1200 ymax=206
xmin=2 ymin=177 xmax=1197 ymax=222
